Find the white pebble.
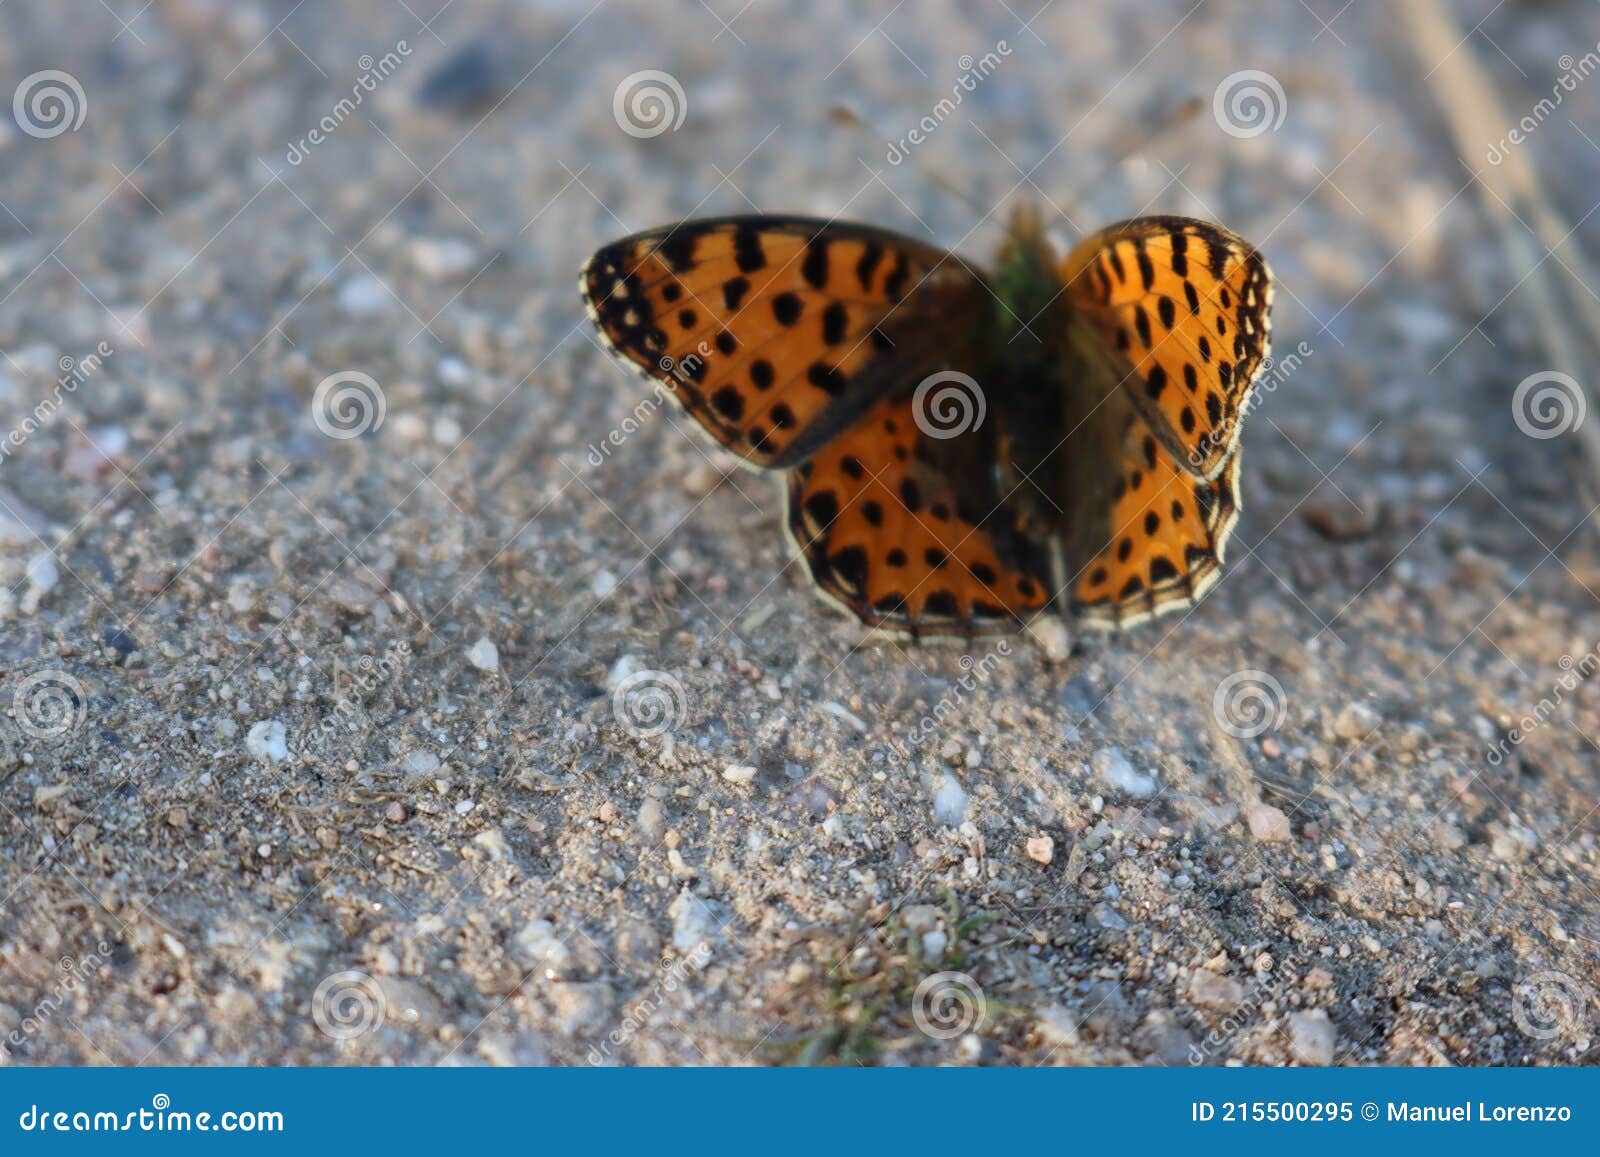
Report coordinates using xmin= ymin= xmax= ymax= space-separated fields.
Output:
xmin=1247 ymin=802 xmax=1292 ymax=843
xmin=401 ymin=750 xmax=442 ymax=777
xmin=245 ymin=720 xmax=288 ymax=763
xmin=466 ymin=636 xmax=499 ymax=671
xmin=722 ymin=764 xmax=757 ymax=784
xmin=432 ymin=415 xmax=463 ymax=446
xmin=1093 ymin=747 xmax=1157 ymax=797
xmin=669 ymin=886 xmax=716 ymax=952
xmin=1288 ymin=1009 xmax=1337 ymax=1065
xmin=337 ymin=275 xmax=391 ymax=316
xmin=20 ymin=551 xmax=58 ymax=613
xmin=407 ymin=237 xmax=479 ymax=281
xmin=1190 ymin=969 xmax=1246 ymax=1009
xmin=591 ymin=569 xmax=618 ymax=598
xmin=933 ymin=776 xmax=969 ymax=825
xmin=606 ymin=653 xmax=645 ymax=691
xmin=1026 ymin=835 xmax=1055 ymax=864
xmin=1027 ymin=616 xmax=1071 ymax=661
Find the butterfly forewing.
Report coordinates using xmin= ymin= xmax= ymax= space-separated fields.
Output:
xmin=580 ymin=216 xmax=989 ymax=469
xmin=1062 ymin=216 xmax=1272 ymax=481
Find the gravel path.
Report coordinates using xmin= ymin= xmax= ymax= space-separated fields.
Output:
xmin=1 ymin=0 xmax=1597 ymax=1066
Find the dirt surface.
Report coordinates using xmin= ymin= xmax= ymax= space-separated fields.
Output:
xmin=2 ymin=0 xmax=1599 ymax=1067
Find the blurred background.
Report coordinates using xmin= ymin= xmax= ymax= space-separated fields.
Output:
xmin=1 ymin=0 xmax=1598 ymax=1067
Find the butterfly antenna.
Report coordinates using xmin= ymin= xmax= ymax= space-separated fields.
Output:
xmin=1050 ymin=96 xmax=1205 ymax=231
xmin=830 ymin=104 xmax=990 ymax=218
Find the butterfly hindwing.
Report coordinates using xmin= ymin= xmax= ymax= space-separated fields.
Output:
xmin=1070 ymin=398 xmax=1242 ymax=628
xmin=786 ymin=396 xmax=1051 ymax=634
xmin=1061 ymin=216 xmax=1272 ymax=481
xmin=581 ymin=216 xmax=989 ymax=469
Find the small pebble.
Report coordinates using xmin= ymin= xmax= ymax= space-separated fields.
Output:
xmin=1026 ymin=835 xmax=1055 ymax=865
xmin=401 ymin=750 xmax=442 ymax=778
xmin=407 ymin=237 xmax=479 ymax=281
xmin=1333 ymin=701 xmax=1380 ymax=741
xmin=1247 ymin=802 xmax=1292 ymax=843
xmin=722 ymin=764 xmax=757 ymax=785
xmin=1093 ymin=747 xmax=1157 ymax=797
xmin=466 ymin=636 xmax=499 ymax=672
xmin=1288 ymin=1009 xmax=1337 ymax=1065
xmin=1190 ymin=970 xmax=1246 ymax=1009
xmin=1035 ymin=1005 xmax=1079 ymax=1048
xmin=669 ymin=887 xmax=716 ymax=952
xmin=337 ymin=275 xmax=391 ymax=316
xmin=385 ymin=801 xmax=407 ymax=823
xmin=245 ymin=720 xmax=288 ymax=763
xmin=933 ymin=776 xmax=969 ymax=825
xmin=20 ymin=551 xmax=58 ymax=613
xmin=1027 ymin=616 xmax=1071 ymax=661
xmin=1089 ymin=904 xmax=1129 ymax=932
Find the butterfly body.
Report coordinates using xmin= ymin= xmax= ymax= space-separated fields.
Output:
xmin=581 ymin=205 xmax=1271 ymax=637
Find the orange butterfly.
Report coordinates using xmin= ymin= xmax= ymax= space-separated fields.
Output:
xmin=580 ymin=205 xmax=1271 ymax=636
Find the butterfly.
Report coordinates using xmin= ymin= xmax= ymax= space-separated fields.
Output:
xmin=580 ymin=205 xmax=1271 ymax=636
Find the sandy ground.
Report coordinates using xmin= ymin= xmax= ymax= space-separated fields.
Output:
xmin=1 ymin=0 xmax=1599 ymax=1067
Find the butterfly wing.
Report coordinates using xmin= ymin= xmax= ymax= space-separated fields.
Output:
xmin=1061 ymin=216 xmax=1272 ymax=481
xmin=580 ymin=216 xmax=990 ymax=469
xmin=1066 ymin=389 xmax=1242 ymax=628
xmin=786 ymin=395 xmax=1052 ymax=635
